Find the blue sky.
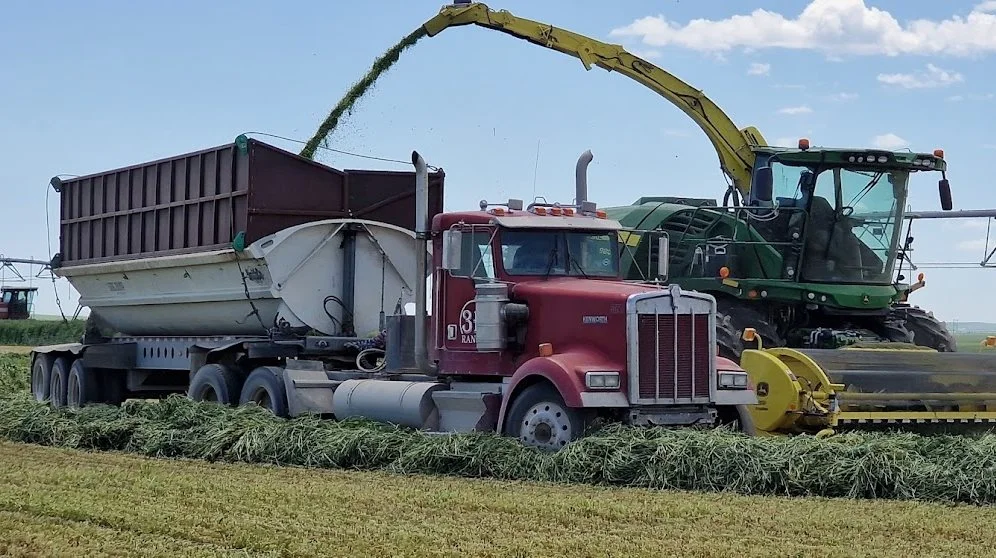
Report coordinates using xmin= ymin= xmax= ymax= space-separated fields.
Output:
xmin=2 ymin=0 xmax=995 ymax=323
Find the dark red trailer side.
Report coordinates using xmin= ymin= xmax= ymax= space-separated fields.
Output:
xmin=52 ymin=137 xmax=445 ymax=267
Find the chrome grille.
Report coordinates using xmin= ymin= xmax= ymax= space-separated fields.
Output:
xmin=635 ymin=312 xmax=711 ymax=402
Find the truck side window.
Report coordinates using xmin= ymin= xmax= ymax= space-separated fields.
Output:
xmin=453 ymin=230 xmax=496 ymax=279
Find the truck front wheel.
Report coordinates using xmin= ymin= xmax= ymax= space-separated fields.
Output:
xmin=503 ymin=383 xmax=591 ymax=450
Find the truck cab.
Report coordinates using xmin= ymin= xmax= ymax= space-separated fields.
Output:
xmin=425 ymin=197 xmax=757 ymax=446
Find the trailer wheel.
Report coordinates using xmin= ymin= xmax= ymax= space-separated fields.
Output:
xmin=239 ymin=367 xmax=289 ymax=417
xmin=31 ymin=354 xmax=54 ymax=402
xmin=67 ymin=359 xmax=100 ymax=410
xmin=503 ymin=383 xmax=590 ymax=450
xmin=49 ymin=357 xmax=71 ymax=409
xmin=188 ymin=364 xmax=241 ymax=406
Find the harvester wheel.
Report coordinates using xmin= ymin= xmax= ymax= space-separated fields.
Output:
xmin=66 ymin=359 xmax=101 ymax=410
xmin=717 ymin=405 xmax=756 ymax=436
xmin=239 ymin=367 xmax=289 ymax=417
xmin=188 ymin=364 xmax=242 ymax=406
xmin=715 ymin=301 xmax=784 ymax=362
xmin=49 ymin=357 xmax=71 ymax=409
xmin=503 ymin=383 xmax=590 ymax=450
xmin=31 ymin=354 xmax=53 ymax=402
xmin=890 ymin=305 xmax=957 ymax=352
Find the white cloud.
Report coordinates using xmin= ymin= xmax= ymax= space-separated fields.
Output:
xmin=877 ymin=64 xmax=964 ymax=89
xmin=747 ymin=62 xmax=771 ymax=75
xmin=772 ymin=137 xmax=799 ymax=147
xmin=977 ymin=1 xmax=996 ymax=13
xmin=985 ymin=143 xmax=996 ymax=149
xmin=957 ymin=238 xmax=990 ymax=252
xmin=609 ymin=1 xmax=996 ymax=57
xmin=948 ymin=92 xmax=994 ymax=101
xmin=827 ymin=92 xmax=859 ymax=101
xmin=872 ymin=133 xmax=910 ymax=149
xmin=777 ymin=105 xmax=813 ymax=115
xmin=632 ymin=48 xmax=662 ymax=60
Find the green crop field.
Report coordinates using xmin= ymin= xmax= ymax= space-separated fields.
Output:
xmin=0 ymin=319 xmax=85 ymax=347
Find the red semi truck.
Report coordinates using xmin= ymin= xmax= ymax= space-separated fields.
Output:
xmin=30 ymin=137 xmax=756 ymax=448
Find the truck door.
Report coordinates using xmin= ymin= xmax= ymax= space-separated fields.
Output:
xmin=440 ymin=225 xmax=497 ymax=353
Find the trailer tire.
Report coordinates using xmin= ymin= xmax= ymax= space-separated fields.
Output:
xmin=67 ymin=359 xmax=100 ymax=410
xmin=503 ymin=383 xmax=590 ymax=450
xmin=188 ymin=364 xmax=241 ymax=406
xmin=31 ymin=354 xmax=54 ymax=402
xmin=239 ymin=367 xmax=289 ymax=417
xmin=49 ymin=357 xmax=71 ymax=409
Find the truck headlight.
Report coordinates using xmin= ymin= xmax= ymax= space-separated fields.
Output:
xmin=585 ymin=371 xmax=620 ymax=389
xmin=718 ymin=371 xmax=749 ymax=389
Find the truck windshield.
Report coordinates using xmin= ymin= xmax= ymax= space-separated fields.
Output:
xmin=768 ymin=160 xmax=909 ymax=284
xmin=501 ymin=230 xmax=619 ymax=277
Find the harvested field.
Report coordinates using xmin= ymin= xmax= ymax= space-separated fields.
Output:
xmin=2 ymin=441 xmax=996 ymax=558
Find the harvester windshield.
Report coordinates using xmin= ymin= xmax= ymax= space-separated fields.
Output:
xmin=766 ymin=157 xmax=908 ymax=284
xmin=501 ymin=230 xmax=619 ymax=277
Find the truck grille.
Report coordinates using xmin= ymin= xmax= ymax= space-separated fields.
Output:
xmin=636 ymin=313 xmax=711 ymax=401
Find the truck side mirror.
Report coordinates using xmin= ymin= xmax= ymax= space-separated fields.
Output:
xmin=753 ymin=167 xmax=773 ymax=204
xmin=938 ymin=178 xmax=953 ymax=211
xmin=442 ymin=229 xmax=462 ymax=271
xmin=656 ymin=233 xmax=669 ymax=281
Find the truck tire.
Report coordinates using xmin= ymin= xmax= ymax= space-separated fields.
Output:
xmin=31 ymin=354 xmax=54 ymax=402
xmin=188 ymin=364 xmax=242 ymax=406
xmin=503 ymin=383 xmax=591 ymax=450
xmin=67 ymin=359 xmax=100 ymax=410
xmin=239 ymin=367 xmax=289 ymax=417
xmin=49 ymin=357 xmax=71 ymax=409
xmin=891 ymin=306 xmax=958 ymax=352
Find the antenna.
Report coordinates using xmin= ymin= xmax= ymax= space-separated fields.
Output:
xmin=531 ymin=138 xmax=541 ymax=199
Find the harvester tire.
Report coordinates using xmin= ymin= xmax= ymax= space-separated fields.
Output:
xmin=717 ymin=405 xmax=756 ymax=436
xmin=715 ymin=301 xmax=784 ymax=362
xmin=49 ymin=357 xmax=71 ymax=409
xmin=31 ymin=354 xmax=53 ymax=403
xmin=239 ymin=367 xmax=289 ymax=417
xmin=891 ymin=306 xmax=958 ymax=352
xmin=503 ymin=383 xmax=590 ymax=450
xmin=188 ymin=364 xmax=242 ymax=406
xmin=66 ymin=359 xmax=101 ymax=410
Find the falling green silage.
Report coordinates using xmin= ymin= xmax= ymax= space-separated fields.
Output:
xmin=299 ymin=27 xmax=429 ymax=160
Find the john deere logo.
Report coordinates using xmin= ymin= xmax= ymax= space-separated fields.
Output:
xmin=757 ymin=382 xmax=769 ymax=397
xmin=862 ymin=294 xmax=870 ymax=304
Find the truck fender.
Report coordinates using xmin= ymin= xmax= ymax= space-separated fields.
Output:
xmin=497 ymin=356 xmax=586 ymax=434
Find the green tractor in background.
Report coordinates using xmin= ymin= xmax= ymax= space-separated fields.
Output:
xmin=603 ymin=141 xmax=958 ymax=360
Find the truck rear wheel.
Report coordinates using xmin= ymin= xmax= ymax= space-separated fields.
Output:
xmin=49 ymin=357 xmax=71 ymax=409
xmin=188 ymin=364 xmax=241 ymax=406
xmin=31 ymin=354 xmax=53 ymax=402
xmin=67 ymin=359 xmax=100 ymax=410
xmin=239 ymin=367 xmax=289 ymax=417
xmin=503 ymin=383 xmax=590 ymax=450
